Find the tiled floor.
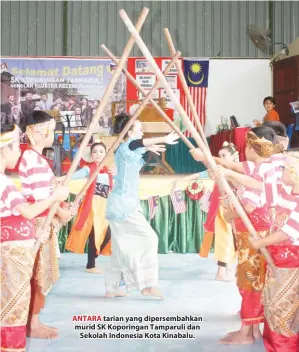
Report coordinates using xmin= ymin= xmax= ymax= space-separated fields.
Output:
xmin=26 ymin=253 xmax=265 ymax=352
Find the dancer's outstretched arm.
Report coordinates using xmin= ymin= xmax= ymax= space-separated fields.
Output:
xmin=250 ymin=231 xmax=289 ymax=249
xmin=16 ymin=185 xmax=69 ymax=220
xmin=141 ymin=132 xmax=179 ymax=147
xmin=211 ymin=165 xmax=263 ymax=191
xmin=190 ymin=148 xmax=244 ymax=174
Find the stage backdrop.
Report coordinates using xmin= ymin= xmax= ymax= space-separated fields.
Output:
xmin=0 ymin=57 xmax=126 ymax=135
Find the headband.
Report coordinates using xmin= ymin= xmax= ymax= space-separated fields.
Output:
xmin=26 ymin=119 xmax=56 ymax=145
xmin=0 ymin=125 xmax=20 ymax=149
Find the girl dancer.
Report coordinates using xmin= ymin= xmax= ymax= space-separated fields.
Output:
xmin=0 ymin=124 xmax=68 ymax=351
xmin=65 ymin=140 xmax=114 ymax=273
xmin=200 ymin=142 xmax=238 ymax=281
xmin=104 ymin=113 xmax=178 ymax=299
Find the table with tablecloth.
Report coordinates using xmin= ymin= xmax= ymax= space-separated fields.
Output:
xmin=12 ymin=175 xmax=214 ymax=255
xmin=208 ymin=127 xmax=250 ymax=161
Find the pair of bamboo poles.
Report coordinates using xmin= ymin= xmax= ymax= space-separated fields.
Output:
xmin=36 ymin=8 xmax=276 ymax=272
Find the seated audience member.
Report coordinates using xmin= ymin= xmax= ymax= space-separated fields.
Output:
xmin=254 ymin=96 xmax=280 ymax=126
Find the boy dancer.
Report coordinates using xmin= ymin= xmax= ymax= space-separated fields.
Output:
xmin=218 ymin=155 xmax=299 ymax=351
xmin=0 ymin=124 xmax=68 ymax=351
xmin=19 ymin=111 xmax=72 ymax=339
xmin=191 ymin=126 xmax=283 ymax=344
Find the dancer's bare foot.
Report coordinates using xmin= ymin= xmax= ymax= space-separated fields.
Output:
xmin=224 ymin=329 xmax=241 ymax=337
xmin=27 ymin=324 xmax=58 ymax=339
xmin=141 ymin=287 xmax=164 ymax=300
xmin=86 ymin=267 xmax=102 ymax=274
xmin=219 ymin=331 xmax=254 ymax=345
xmin=105 ymin=291 xmax=127 ymax=298
xmin=215 ymin=266 xmax=231 ymax=281
xmin=253 ymin=325 xmax=262 ymax=341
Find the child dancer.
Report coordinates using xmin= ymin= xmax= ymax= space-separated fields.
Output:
xmin=19 ymin=111 xmax=72 ymax=339
xmin=199 ymin=142 xmax=239 ymax=281
xmin=220 ymin=155 xmax=299 ymax=351
xmin=0 ymin=124 xmax=68 ymax=351
xmin=65 ymin=140 xmax=114 ymax=273
xmin=191 ymin=126 xmax=283 ymax=345
xmin=104 ymin=113 xmax=178 ymax=299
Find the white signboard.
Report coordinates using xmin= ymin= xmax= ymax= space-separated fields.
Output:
xmin=162 ymin=59 xmax=182 ymax=74
xmin=136 ymin=75 xmax=156 ymax=89
xmin=135 ymin=60 xmax=153 ymax=73
xmin=159 ymin=75 xmax=177 ymax=89
xmin=160 ymin=89 xmax=180 ymax=108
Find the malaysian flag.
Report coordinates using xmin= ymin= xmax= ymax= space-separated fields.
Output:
xmin=182 ymin=59 xmax=209 ymax=137
xmin=170 ymin=190 xmax=187 ymax=214
xmin=148 ymin=196 xmax=159 ymax=219
xmin=199 ymin=188 xmax=212 ymax=213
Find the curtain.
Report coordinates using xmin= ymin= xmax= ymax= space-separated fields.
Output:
xmin=58 ymin=192 xmax=207 ymax=254
xmin=165 ymin=138 xmax=207 ymax=174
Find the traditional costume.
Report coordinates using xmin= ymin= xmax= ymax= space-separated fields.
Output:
xmin=233 ymin=205 xmax=270 ymax=325
xmin=0 ymin=126 xmax=36 ymax=352
xmin=260 ymin=155 xmax=299 ymax=351
xmin=200 ymin=184 xmax=236 ymax=266
xmin=18 ymin=118 xmax=60 ymax=323
xmin=105 ymin=139 xmax=159 ymax=292
xmin=200 ymin=142 xmax=239 ymax=267
xmin=65 ymin=158 xmax=113 ymax=267
xmin=226 ymin=132 xmax=284 ymax=326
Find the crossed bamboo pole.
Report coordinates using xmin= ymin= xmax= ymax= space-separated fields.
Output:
xmin=101 ymin=45 xmax=194 ymax=150
xmin=34 ymin=8 xmax=150 ymax=250
xmin=73 ymin=51 xmax=181 ymax=205
xmin=119 ymin=9 xmax=276 ymax=271
xmin=163 ymin=29 xmax=209 ymax=148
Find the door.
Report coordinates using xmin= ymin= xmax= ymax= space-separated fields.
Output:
xmin=273 ymin=55 xmax=299 ymax=126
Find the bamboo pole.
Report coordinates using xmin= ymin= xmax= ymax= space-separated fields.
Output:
xmin=119 ymin=8 xmax=276 ymax=272
xmin=101 ymin=45 xmax=194 ymax=149
xmin=73 ymin=51 xmax=181 ymax=205
xmin=163 ymin=28 xmax=209 ymax=147
xmin=34 ymin=8 xmax=149 ymax=251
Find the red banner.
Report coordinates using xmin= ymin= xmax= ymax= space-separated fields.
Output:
xmin=126 ymin=57 xmax=184 ymax=115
